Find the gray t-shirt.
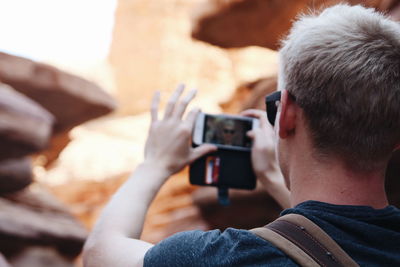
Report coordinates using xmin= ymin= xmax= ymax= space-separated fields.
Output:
xmin=144 ymin=201 xmax=400 ymax=266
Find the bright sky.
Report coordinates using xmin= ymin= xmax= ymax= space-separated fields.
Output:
xmin=0 ymin=0 xmax=117 ymax=63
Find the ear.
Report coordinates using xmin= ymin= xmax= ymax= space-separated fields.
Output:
xmin=278 ymin=90 xmax=297 ymax=139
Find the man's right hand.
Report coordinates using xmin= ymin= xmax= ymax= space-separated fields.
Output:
xmin=144 ymin=85 xmax=217 ymax=180
xmin=241 ymin=109 xmax=278 ymax=178
xmin=241 ymin=109 xmax=291 ymax=209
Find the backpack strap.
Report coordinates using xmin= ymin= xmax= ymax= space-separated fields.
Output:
xmin=250 ymin=214 xmax=359 ymax=267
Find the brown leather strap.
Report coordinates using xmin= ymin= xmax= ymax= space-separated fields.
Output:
xmin=276 ymin=214 xmax=359 ymax=267
xmin=267 ymin=219 xmax=341 ymax=267
xmin=251 ymin=227 xmax=320 ymax=267
xmin=251 ymin=214 xmax=359 ymax=267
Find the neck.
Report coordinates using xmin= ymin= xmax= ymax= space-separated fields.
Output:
xmin=278 ymin=107 xmax=389 ymax=209
xmin=288 ymin=154 xmax=389 ymax=209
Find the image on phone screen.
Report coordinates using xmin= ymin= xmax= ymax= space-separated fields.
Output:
xmin=203 ymin=115 xmax=253 ymax=148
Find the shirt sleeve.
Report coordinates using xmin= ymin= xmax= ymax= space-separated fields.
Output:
xmin=143 ymin=228 xmax=298 ymax=267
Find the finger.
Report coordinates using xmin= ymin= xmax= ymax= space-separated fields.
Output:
xmin=240 ymin=109 xmax=268 ymax=128
xmin=150 ymin=91 xmax=160 ymax=122
xmin=189 ymin=144 xmax=217 ymax=164
xmin=248 ymin=129 xmax=265 ymax=146
xmin=173 ymin=89 xmax=197 ymax=119
xmin=246 ymin=130 xmax=255 ymax=139
xmin=184 ymin=107 xmax=200 ymax=128
xmin=164 ymin=84 xmax=185 ymax=119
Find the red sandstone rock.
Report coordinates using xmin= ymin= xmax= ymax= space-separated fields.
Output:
xmin=37 ymin=131 xmax=71 ymax=168
xmin=220 ymin=77 xmax=277 ymax=113
xmin=0 ymin=184 xmax=87 ymax=259
xmin=0 ymin=52 xmax=116 ymax=132
xmin=8 ymin=247 xmax=74 ymax=267
xmin=0 ymin=157 xmax=32 ymax=194
xmin=388 ymin=0 xmax=400 ymax=20
xmin=191 ymin=0 xmax=383 ymax=50
xmin=0 ymin=83 xmax=54 ymax=160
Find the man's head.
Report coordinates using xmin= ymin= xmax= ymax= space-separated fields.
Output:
xmin=277 ymin=4 xmax=400 ymax=172
xmin=221 ymin=119 xmax=235 ymax=145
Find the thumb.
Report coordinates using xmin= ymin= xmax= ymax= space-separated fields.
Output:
xmin=189 ymin=144 xmax=217 ymax=163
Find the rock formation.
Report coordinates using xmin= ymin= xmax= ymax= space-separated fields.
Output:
xmin=0 ymin=51 xmax=115 ymax=265
xmin=0 ymin=83 xmax=54 ymax=161
xmin=108 ymin=0 xmax=277 ymax=116
xmin=0 ymin=52 xmax=116 ymax=133
xmin=191 ymin=0 xmax=389 ymax=50
xmin=0 ymin=185 xmax=87 ymax=267
xmin=0 ymin=158 xmax=32 ymax=194
xmin=220 ymin=77 xmax=277 ymax=113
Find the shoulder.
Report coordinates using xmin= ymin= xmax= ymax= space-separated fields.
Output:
xmin=144 ymin=228 xmax=297 ymax=267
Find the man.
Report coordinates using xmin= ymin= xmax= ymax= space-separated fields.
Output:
xmin=83 ymin=4 xmax=400 ymax=266
xmin=219 ymin=119 xmax=236 ymax=145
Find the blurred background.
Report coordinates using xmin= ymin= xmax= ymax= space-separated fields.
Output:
xmin=0 ymin=0 xmax=399 ymax=266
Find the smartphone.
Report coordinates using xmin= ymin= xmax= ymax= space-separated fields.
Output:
xmin=193 ymin=113 xmax=259 ymax=151
xmin=189 ymin=150 xmax=256 ymax=190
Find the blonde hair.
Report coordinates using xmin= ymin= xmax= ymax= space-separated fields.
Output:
xmin=279 ymin=4 xmax=400 ymax=170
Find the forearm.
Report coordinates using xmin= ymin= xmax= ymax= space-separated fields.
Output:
xmin=92 ymin=161 xmax=168 ymax=239
xmin=84 ymin=87 xmax=215 ymax=267
xmin=83 ymin=162 xmax=168 ymax=267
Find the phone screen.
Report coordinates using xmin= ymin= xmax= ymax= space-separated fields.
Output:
xmin=203 ymin=115 xmax=253 ymax=148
